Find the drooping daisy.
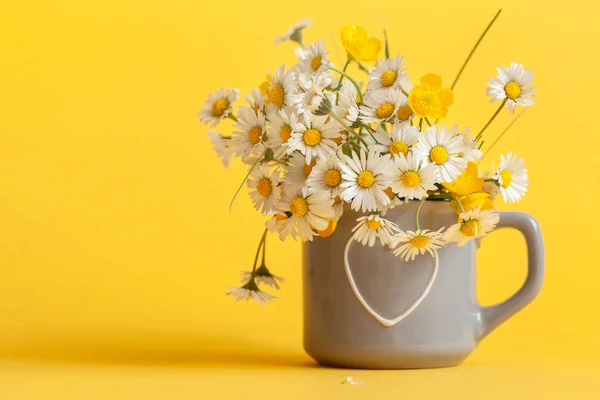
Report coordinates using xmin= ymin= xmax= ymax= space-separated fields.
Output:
xmin=359 ymin=88 xmax=405 ymax=124
xmin=241 ymin=266 xmax=284 ymax=290
xmin=482 ymin=172 xmax=500 ymax=201
xmin=288 ymin=112 xmax=339 ymax=163
xmin=266 ymin=65 xmax=297 ymax=115
xmin=339 ymin=149 xmax=391 ymax=212
xmin=332 ymin=79 xmax=361 ymax=124
xmin=413 ymin=124 xmax=468 ymax=183
xmin=206 ymin=131 xmax=233 ymax=167
xmin=232 ymin=107 xmax=267 ymax=161
xmin=444 ymin=208 xmax=500 ymax=247
xmin=274 ymin=18 xmax=312 ymax=45
xmin=385 ymin=153 xmax=438 ymax=200
xmin=226 ymin=279 xmax=276 ymax=306
xmin=247 ymin=163 xmax=281 ymax=213
xmin=486 ymin=62 xmax=535 ymax=113
xmin=296 ymin=40 xmax=330 ymax=75
xmin=332 ymin=195 xmax=345 ymax=219
xmin=393 ymin=228 xmax=446 ymax=262
xmin=277 ymin=186 xmax=334 ymax=241
xmin=292 ymin=71 xmax=335 ymax=115
xmin=306 ymin=153 xmax=344 ymax=198
xmin=351 ymin=214 xmax=400 ymax=247
xmin=492 ymin=152 xmax=528 ymax=203
xmin=379 ymin=186 xmax=404 ymax=215
xmin=371 ymin=122 xmax=420 ymax=159
xmin=266 ymin=108 xmax=298 ymax=155
xmin=283 ymin=152 xmax=316 ymax=189
xmin=461 ymin=130 xmax=482 ymax=162
xmin=367 ymin=55 xmax=412 ymax=94
xmin=198 ymin=88 xmax=239 ymax=127
xmin=265 ymin=211 xmax=295 ymax=241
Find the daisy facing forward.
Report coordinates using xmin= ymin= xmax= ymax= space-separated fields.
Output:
xmin=492 ymin=152 xmax=528 ymax=203
xmin=288 ymin=112 xmax=339 ymax=163
xmin=367 ymin=55 xmax=411 ymax=94
xmin=359 ymin=89 xmax=405 ymax=124
xmin=265 ymin=65 xmax=297 ymax=115
xmin=393 ymin=228 xmax=446 ymax=262
xmin=306 ymin=153 xmax=344 ymax=198
xmin=198 ymin=88 xmax=239 ymax=127
xmin=413 ymin=124 xmax=468 ymax=183
xmin=232 ymin=107 xmax=267 ymax=161
xmin=486 ymin=62 xmax=535 ymax=113
xmin=351 ymin=214 xmax=400 ymax=247
xmin=278 ymin=186 xmax=335 ymax=241
xmin=247 ymin=163 xmax=281 ymax=214
xmin=385 ymin=153 xmax=437 ymax=200
xmin=444 ymin=208 xmax=500 ymax=247
xmin=266 ymin=108 xmax=298 ymax=156
xmin=372 ymin=122 xmax=420 ymax=159
xmin=339 ymin=149 xmax=391 ymax=212
xmin=296 ymin=40 xmax=330 ymax=75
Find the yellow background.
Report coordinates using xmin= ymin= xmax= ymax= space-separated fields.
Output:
xmin=1 ymin=0 xmax=599 ymax=398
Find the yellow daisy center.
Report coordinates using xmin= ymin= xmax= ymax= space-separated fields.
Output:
xmin=303 ymin=160 xmax=317 ymax=177
xmin=279 ymin=124 xmax=292 ymax=142
xmin=460 ymin=220 xmax=482 ymax=237
xmin=324 ymin=169 xmax=341 ymax=187
xmin=376 ymin=103 xmax=395 ymax=119
xmin=409 ymin=234 xmax=430 ymax=248
xmin=383 ymin=186 xmax=396 ymax=200
xmin=256 ymin=178 xmax=272 ymax=197
xmin=380 ymin=70 xmax=398 ymax=87
xmin=430 ymin=145 xmax=449 ymax=165
xmin=289 ymin=196 xmax=309 ymax=217
xmin=396 ymin=105 xmax=413 ymax=121
xmin=357 ymin=171 xmax=375 ymax=188
xmin=401 ymin=171 xmax=421 ymax=188
xmin=211 ymin=98 xmax=229 ymax=117
xmin=303 ymin=128 xmax=322 ymax=146
xmin=366 ymin=218 xmax=381 ymax=230
xmin=500 ymin=170 xmax=513 ymax=188
xmin=248 ymin=127 xmax=262 ymax=145
xmin=311 ymin=55 xmax=322 ymax=71
xmin=504 ymin=81 xmax=521 ymax=100
xmin=268 ymin=84 xmax=285 ymax=108
xmin=389 ymin=140 xmax=409 ymax=156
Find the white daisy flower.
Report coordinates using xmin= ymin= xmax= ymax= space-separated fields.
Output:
xmin=339 ymin=149 xmax=391 ymax=212
xmin=462 ymin=130 xmax=483 ymax=162
xmin=288 ymin=112 xmax=339 ymax=164
xmin=277 ymin=186 xmax=335 ymax=242
xmin=384 ymin=153 xmax=437 ymax=200
xmin=359 ymin=89 xmax=405 ymax=124
xmin=351 ymin=214 xmax=400 ymax=247
xmin=306 ymin=153 xmax=344 ymax=198
xmin=274 ymin=18 xmax=312 ymax=45
xmin=241 ymin=268 xmax=284 ymax=290
xmin=379 ymin=186 xmax=404 ymax=215
xmin=247 ymin=163 xmax=281 ymax=213
xmin=206 ymin=131 xmax=233 ymax=167
xmin=266 ymin=65 xmax=297 ymax=115
xmin=486 ymin=62 xmax=535 ymax=113
xmin=332 ymin=195 xmax=345 ymax=219
xmin=232 ymin=107 xmax=267 ymax=161
xmin=296 ymin=40 xmax=330 ymax=75
xmin=292 ymin=71 xmax=335 ymax=115
xmin=284 ymin=152 xmax=316 ymax=189
xmin=332 ymin=79 xmax=361 ymax=124
xmin=394 ymin=94 xmax=414 ymax=123
xmin=244 ymin=88 xmax=267 ymax=113
xmin=198 ymin=88 xmax=239 ymax=127
xmin=492 ymin=152 xmax=528 ymax=203
xmin=393 ymin=228 xmax=446 ymax=262
xmin=266 ymin=108 xmax=298 ymax=155
xmin=226 ymin=283 xmax=276 ymax=306
xmin=413 ymin=124 xmax=468 ymax=183
xmin=371 ymin=122 xmax=420 ymax=159
xmin=265 ymin=211 xmax=296 ymax=241
xmin=482 ymin=172 xmax=500 ymax=201
xmin=444 ymin=208 xmax=500 ymax=247
xmin=367 ymin=55 xmax=412 ymax=94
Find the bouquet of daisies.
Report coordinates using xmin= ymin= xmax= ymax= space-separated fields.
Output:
xmin=198 ymin=12 xmax=534 ymax=305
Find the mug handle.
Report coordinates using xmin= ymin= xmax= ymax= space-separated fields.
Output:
xmin=477 ymin=211 xmax=545 ymax=340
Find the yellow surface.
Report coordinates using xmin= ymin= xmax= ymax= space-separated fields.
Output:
xmin=1 ymin=0 xmax=599 ymax=398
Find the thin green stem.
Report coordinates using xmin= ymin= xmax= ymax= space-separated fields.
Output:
xmin=329 ymin=111 xmax=368 ymax=147
xmin=424 ymin=117 xmax=432 ymax=127
xmin=355 ymin=60 xmax=369 ymax=73
xmin=419 ymin=118 xmax=424 ymax=131
xmin=450 ymin=9 xmax=502 ymax=91
xmin=384 ymin=29 xmax=390 ymax=60
xmin=453 ymin=195 xmax=466 ymax=214
xmin=415 ymin=198 xmax=426 ymax=231
xmin=480 ymin=108 xmax=527 ymax=161
xmin=360 ymin=123 xmax=380 ymax=144
xmin=227 ymin=114 xmax=238 ymax=123
xmin=260 ymin=230 xmax=267 ymax=266
xmin=229 ymin=148 xmax=268 ymax=213
xmin=475 ymin=99 xmax=507 ymax=143
xmin=329 ymin=65 xmax=363 ymax=103
xmin=251 ymin=229 xmax=268 ymax=275
xmin=334 ymin=59 xmax=352 ymax=90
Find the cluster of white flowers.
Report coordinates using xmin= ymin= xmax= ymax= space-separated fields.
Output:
xmin=200 ymin=19 xmax=535 ymax=304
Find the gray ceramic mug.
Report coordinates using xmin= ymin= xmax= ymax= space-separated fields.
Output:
xmin=303 ymin=200 xmax=544 ymax=369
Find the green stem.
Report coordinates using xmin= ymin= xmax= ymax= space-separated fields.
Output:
xmin=480 ymin=108 xmax=527 ymax=161
xmin=415 ymin=198 xmax=426 ymax=231
xmin=329 ymin=111 xmax=368 ymax=147
xmin=475 ymin=99 xmax=507 ymax=142
xmin=419 ymin=118 xmax=424 ymax=131
xmin=384 ymin=29 xmax=390 ymax=60
xmin=424 ymin=117 xmax=432 ymax=127
xmin=360 ymin=123 xmax=380 ymax=144
xmin=251 ymin=229 xmax=268 ymax=275
xmin=329 ymin=65 xmax=363 ymax=103
xmin=229 ymin=148 xmax=268 ymax=213
xmin=355 ymin=60 xmax=369 ymax=73
xmin=453 ymin=195 xmax=466 ymax=214
xmin=260 ymin=231 xmax=267 ymax=266
xmin=227 ymin=114 xmax=238 ymax=123
xmin=334 ymin=59 xmax=352 ymax=90
xmin=450 ymin=9 xmax=502 ymax=91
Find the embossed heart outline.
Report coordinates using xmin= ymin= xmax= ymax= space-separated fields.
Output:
xmin=343 ymin=236 xmax=439 ymax=328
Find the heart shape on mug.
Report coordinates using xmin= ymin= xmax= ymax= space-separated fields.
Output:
xmin=343 ymin=236 xmax=439 ymax=328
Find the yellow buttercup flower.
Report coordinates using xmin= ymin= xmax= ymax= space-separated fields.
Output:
xmin=408 ymin=74 xmax=454 ymax=119
xmin=442 ymin=162 xmax=483 ymax=196
xmin=340 ymin=25 xmax=381 ymax=62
